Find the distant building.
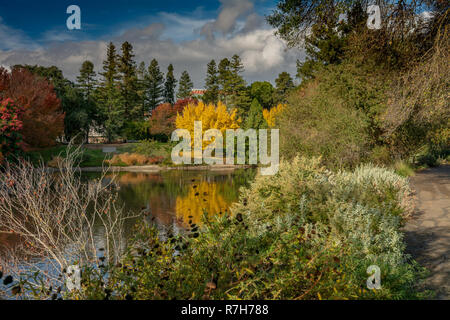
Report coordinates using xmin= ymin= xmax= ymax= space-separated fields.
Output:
xmin=88 ymin=126 xmax=107 ymax=144
xmin=191 ymin=89 xmax=206 ymax=100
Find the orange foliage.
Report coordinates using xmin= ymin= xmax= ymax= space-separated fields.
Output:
xmin=0 ymin=67 xmax=64 ymax=148
xmin=107 ymin=153 xmax=164 ymax=166
xmin=149 ymin=98 xmax=197 ymax=136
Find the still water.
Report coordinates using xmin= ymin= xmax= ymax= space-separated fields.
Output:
xmin=107 ymin=168 xmax=256 ymax=231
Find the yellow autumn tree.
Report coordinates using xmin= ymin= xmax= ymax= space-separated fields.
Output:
xmin=175 ymin=101 xmax=241 ymax=150
xmin=263 ymin=104 xmax=285 ymax=128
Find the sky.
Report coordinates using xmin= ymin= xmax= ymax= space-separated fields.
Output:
xmin=0 ymin=0 xmax=304 ymax=87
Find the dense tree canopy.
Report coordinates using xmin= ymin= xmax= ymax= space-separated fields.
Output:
xmin=274 ymin=72 xmax=295 ymax=104
xmin=0 ymin=98 xmax=24 ymax=160
xmin=250 ymin=82 xmax=274 ymax=109
xmin=0 ymin=67 xmax=64 ymax=148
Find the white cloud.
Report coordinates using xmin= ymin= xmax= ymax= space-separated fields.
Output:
xmin=200 ymin=0 xmax=254 ymax=40
xmin=0 ymin=17 xmax=39 ymax=51
xmin=0 ymin=5 xmax=304 ymax=87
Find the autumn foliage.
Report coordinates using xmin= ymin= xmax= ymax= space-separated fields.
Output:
xmin=149 ymin=98 xmax=197 ymax=136
xmin=0 ymin=98 xmax=24 ymax=162
xmin=0 ymin=67 xmax=64 ymax=148
xmin=263 ymin=104 xmax=284 ymax=128
xmin=175 ymin=101 xmax=241 ymax=149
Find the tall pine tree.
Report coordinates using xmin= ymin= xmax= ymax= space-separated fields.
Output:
xmin=229 ymin=54 xmax=250 ymax=113
xmin=76 ymin=60 xmax=98 ymax=142
xmin=97 ymin=42 xmax=124 ymax=143
xmin=203 ymin=60 xmax=219 ymax=105
xmin=145 ymin=59 xmax=164 ymax=112
xmin=177 ymin=71 xmax=193 ymax=100
xmin=77 ymin=61 xmax=97 ymax=98
xmin=218 ymin=58 xmax=232 ymax=104
xmin=164 ymin=64 xmax=177 ymax=104
xmin=136 ymin=61 xmax=147 ymax=114
xmin=274 ymin=72 xmax=294 ymax=104
xmin=119 ymin=41 xmax=140 ymax=120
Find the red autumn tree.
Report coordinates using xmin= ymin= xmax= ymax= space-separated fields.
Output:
xmin=149 ymin=98 xmax=197 ymax=136
xmin=0 ymin=98 xmax=24 ymax=162
xmin=0 ymin=67 xmax=64 ymax=148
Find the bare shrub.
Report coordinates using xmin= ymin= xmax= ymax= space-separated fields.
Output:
xmin=0 ymin=145 xmax=133 ymax=296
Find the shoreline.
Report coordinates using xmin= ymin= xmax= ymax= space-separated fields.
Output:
xmin=48 ymin=164 xmax=255 ymax=173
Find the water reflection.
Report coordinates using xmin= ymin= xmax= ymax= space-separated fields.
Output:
xmin=113 ymin=168 xmax=256 ymax=230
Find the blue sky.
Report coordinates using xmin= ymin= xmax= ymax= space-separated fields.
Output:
xmin=1 ymin=1 xmax=273 ymax=43
xmin=0 ymin=0 xmax=301 ymax=86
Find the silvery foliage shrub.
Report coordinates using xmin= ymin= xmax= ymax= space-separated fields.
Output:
xmin=328 ymin=165 xmax=414 ymax=267
xmin=232 ymin=156 xmax=414 ymax=272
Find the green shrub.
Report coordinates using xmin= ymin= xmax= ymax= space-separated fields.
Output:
xmin=132 ymin=140 xmax=172 ymax=160
xmin=121 ymin=121 xmax=150 ymax=141
xmin=68 ymin=157 xmax=426 ymax=300
xmin=279 ymin=62 xmax=388 ymax=169
xmin=394 ymin=160 xmax=415 ymax=177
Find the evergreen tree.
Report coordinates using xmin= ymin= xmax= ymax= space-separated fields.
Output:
xmin=137 ymin=61 xmax=147 ymax=114
xmin=274 ymin=72 xmax=295 ymax=104
xmin=177 ymin=71 xmax=193 ymax=100
xmin=137 ymin=61 xmax=147 ymax=80
xmin=229 ymin=54 xmax=250 ymax=112
xmin=267 ymin=0 xmax=368 ymax=81
xmin=245 ymin=98 xmax=266 ymax=130
xmin=164 ymin=64 xmax=177 ymax=104
xmin=119 ymin=41 xmax=140 ymax=120
xmin=218 ymin=58 xmax=232 ymax=101
xmin=145 ymin=59 xmax=164 ymax=112
xmin=203 ymin=60 xmax=219 ymax=105
xmin=250 ymin=81 xmax=274 ymax=109
xmin=76 ymin=61 xmax=97 ymax=98
xmin=97 ymin=42 xmax=124 ymax=143
xmin=295 ymin=14 xmax=350 ymax=80
xmin=62 ymin=84 xmax=90 ymax=142
xmin=76 ymin=61 xmax=98 ymax=142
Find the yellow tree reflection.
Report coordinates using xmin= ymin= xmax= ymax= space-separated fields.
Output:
xmin=176 ymin=182 xmax=229 ymax=226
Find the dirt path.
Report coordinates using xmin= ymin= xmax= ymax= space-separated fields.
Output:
xmin=404 ymin=165 xmax=449 ymax=299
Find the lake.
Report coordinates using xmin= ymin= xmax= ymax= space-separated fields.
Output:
xmin=104 ymin=168 xmax=256 ymax=234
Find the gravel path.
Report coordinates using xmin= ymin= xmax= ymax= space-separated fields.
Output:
xmin=404 ymin=165 xmax=450 ymax=299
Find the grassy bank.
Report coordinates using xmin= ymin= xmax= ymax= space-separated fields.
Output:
xmin=25 ymin=141 xmax=173 ymax=168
